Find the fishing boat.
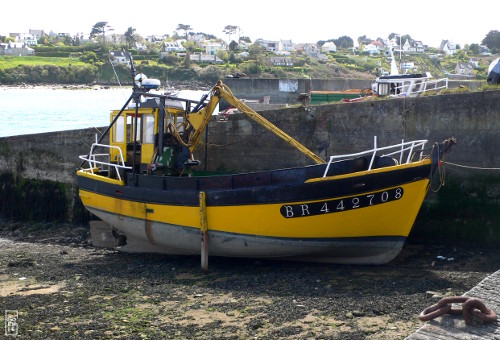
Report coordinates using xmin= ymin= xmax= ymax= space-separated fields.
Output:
xmin=372 ymin=40 xmax=448 ymax=97
xmin=77 ymin=59 xmax=455 ymax=265
xmin=372 ymin=72 xmax=448 ymax=97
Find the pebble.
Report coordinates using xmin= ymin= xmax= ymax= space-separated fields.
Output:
xmin=352 ymin=310 xmax=365 ymax=317
xmin=426 ymin=291 xmax=442 ymax=299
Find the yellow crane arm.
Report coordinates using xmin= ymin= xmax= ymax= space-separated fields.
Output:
xmin=186 ymin=81 xmax=325 ymax=165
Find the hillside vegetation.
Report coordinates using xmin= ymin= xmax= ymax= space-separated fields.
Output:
xmin=0 ymin=45 xmax=496 ymax=85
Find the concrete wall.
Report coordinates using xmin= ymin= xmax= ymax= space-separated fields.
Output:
xmin=223 ymin=78 xmax=486 ymax=103
xmin=1 ymin=89 xmax=499 ymax=246
xmin=203 ymin=90 xmax=500 ymax=172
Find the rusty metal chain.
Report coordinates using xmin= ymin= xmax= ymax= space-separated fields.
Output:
xmin=419 ymin=296 xmax=497 ymax=325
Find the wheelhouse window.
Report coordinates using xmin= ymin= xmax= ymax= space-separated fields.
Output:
xmin=113 ymin=116 xmax=125 ymax=143
xmin=127 ymin=115 xmax=141 ymax=142
xmin=142 ymin=114 xmax=155 ymax=144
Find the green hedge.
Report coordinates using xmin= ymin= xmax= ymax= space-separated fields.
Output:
xmin=34 ymin=52 xmax=72 ymax=58
xmin=33 ymin=45 xmax=95 ymax=53
xmin=0 ymin=64 xmax=99 ymax=84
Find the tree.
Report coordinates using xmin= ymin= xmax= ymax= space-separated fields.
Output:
xmin=124 ymin=27 xmax=137 ymax=49
xmin=182 ymin=52 xmax=191 ymax=68
xmin=357 ymin=35 xmax=371 ymax=45
xmin=240 ymin=36 xmax=252 ymax=44
xmin=80 ymin=51 xmax=98 ymax=64
xmin=216 ymin=49 xmax=228 ymax=62
xmin=183 ymin=40 xmax=194 ymax=51
xmin=176 ymin=24 xmax=192 ymax=40
xmin=248 ymin=43 xmax=265 ymax=61
xmin=469 ymin=43 xmax=480 ymax=54
xmin=90 ymin=21 xmax=113 ymax=47
xmin=229 ymin=40 xmax=238 ymax=52
xmin=482 ymin=30 xmax=500 ymax=51
xmin=223 ymin=25 xmax=238 ymax=43
xmin=334 ymin=36 xmax=354 ymax=49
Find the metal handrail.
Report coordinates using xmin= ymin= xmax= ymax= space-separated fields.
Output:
xmin=323 ymin=136 xmax=428 ymax=177
xmin=390 ymin=78 xmax=448 ymax=97
xmin=79 ymin=143 xmax=132 ymax=181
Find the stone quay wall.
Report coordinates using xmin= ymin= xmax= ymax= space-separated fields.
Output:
xmin=1 ymin=89 xmax=499 ymax=246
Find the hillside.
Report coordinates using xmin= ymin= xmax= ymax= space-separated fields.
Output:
xmin=0 ymin=49 xmax=496 ymax=86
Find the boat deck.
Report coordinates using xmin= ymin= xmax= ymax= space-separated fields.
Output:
xmin=408 ymin=269 xmax=500 ymax=339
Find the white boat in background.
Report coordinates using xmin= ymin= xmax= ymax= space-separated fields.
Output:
xmin=372 ymin=41 xmax=448 ymax=97
xmin=373 ymin=72 xmax=448 ymax=97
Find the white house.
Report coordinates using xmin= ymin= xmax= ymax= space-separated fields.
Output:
xmin=29 ymin=29 xmax=44 ymax=39
xmin=159 ymin=41 xmax=186 ymax=60
xmin=410 ymin=40 xmax=425 ymax=53
xmin=402 ymin=39 xmax=411 ymax=52
xmin=402 ymin=39 xmax=425 ymax=53
xmin=279 ymin=39 xmax=294 ymax=52
xmin=256 ymin=39 xmax=279 ymax=52
xmin=190 ymin=33 xmax=206 ymax=43
xmin=109 ymin=51 xmax=129 ymax=65
xmin=268 ymin=56 xmax=293 ymax=66
xmin=363 ymin=43 xmax=380 ymax=55
xmin=455 ymin=62 xmax=474 ymax=76
xmin=134 ymin=42 xmax=147 ymax=52
xmin=295 ymin=43 xmax=320 ymax=58
xmin=146 ymin=35 xmax=166 ymax=43
xmin=189 ymin=53 xmax=223 ymax=64
xmin=440 ymin=40 xmax=457 ymax=55
xmin=204 ymin=41 xmax=225 ymax=56
xmin=16 ymin=33 xmax=37 ymax=46
xmin=162 ymin=41 xmax=185 ymax=53
xmin=469 ymin=57 xmax=480 ymax=68
xmin=479 ymin=45 xmax=491 ymax=56
xmin=0 ymin=42 xmax=34 ymax=56
xmin=321 ymin=42 xmax=337 ymax=53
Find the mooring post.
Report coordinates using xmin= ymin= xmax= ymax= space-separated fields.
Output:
xmin=199 ymin=191 xmax=209 ymax=271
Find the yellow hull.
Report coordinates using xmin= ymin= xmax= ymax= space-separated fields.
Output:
xmin=79 ymin=179 xmax=428 ymax=239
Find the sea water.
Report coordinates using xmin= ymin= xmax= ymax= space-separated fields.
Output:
xmin=0 ymin=87 xmax=132 ymax=138
xmin=0 ymin=87 xmax=213 ymax=138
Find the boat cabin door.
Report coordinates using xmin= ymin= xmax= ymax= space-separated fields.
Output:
xmin=109 ymin=108 xmax=158 ymax=173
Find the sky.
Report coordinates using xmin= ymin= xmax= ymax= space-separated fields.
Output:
xmin=2 ymin=0 xmax=498 ymax=48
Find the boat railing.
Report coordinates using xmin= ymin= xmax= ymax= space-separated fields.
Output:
xmin=79 ymin=143 xmax=131 ymax=181
xmin=323 ymin=136 xmax=428 ymax=177
xmin=390 ymin=78 xmax=448 ymax=97
xmin=421 ymin=78 xmax=448 ymax=94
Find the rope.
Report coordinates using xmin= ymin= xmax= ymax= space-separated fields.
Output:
xmin=431 ymin=142 xmax=446 ymax=192
xmin=444 ymin=161 xmax=500 ymax=171
xmin=108 ymin=56 xmax=122 ymax=87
